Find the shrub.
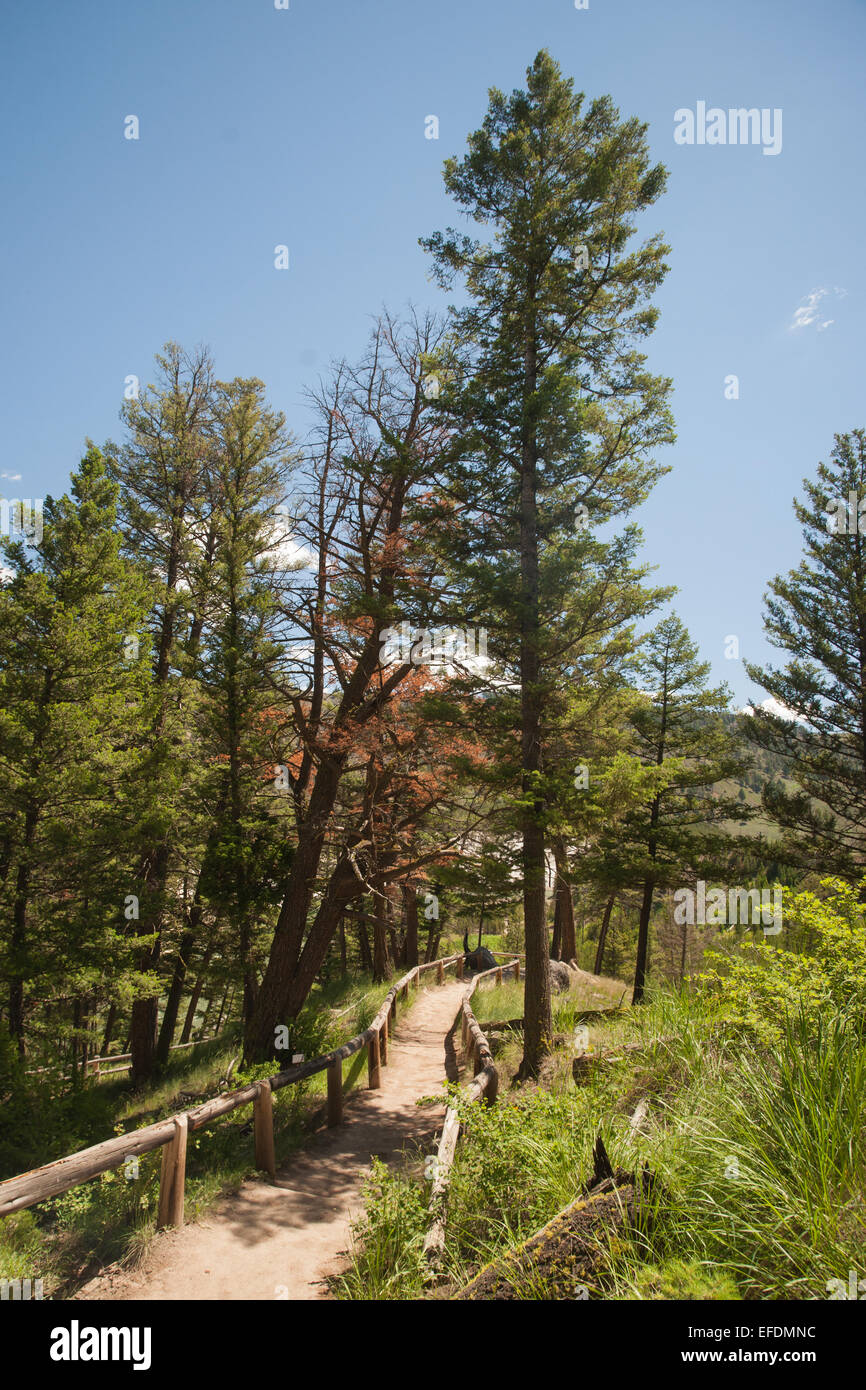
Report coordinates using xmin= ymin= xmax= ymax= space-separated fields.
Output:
xmin=698 ymin=878 xmax=866 ymax=1043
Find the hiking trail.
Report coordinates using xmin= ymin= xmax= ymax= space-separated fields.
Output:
xmin=76 ymin=978 xmax=464 ymax=1302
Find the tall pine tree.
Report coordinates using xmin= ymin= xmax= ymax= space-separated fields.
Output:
xmin=422 ymin=51 xmax=674 ymax=1072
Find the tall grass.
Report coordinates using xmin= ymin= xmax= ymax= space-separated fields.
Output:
xmin=623 ymin=1006 xmax=866 ymax=1300
xmin=337 ymin=982 xmax=866 ymax=1301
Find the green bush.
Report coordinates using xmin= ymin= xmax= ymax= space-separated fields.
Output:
xmin=698 ymin=878 xmax=866 ymax=1043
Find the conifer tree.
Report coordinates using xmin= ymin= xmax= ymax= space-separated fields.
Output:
xmin=104 ymin=342 xmax=217 ymax=1085
xmin=626 ymin=615 xmax=748 ymax=1002
xmin=0 ymin=448 xmax=152 ymax=1060
xmin=744 ymin=429 xmax=866 ymax=880
xmin=422 ymin=51 xmax=674 ymax=1071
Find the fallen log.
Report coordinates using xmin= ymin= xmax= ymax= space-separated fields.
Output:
xmin=454 ymin=1147 xmax=657 ymax=1301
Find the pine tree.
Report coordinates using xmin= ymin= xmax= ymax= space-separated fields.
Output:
xmin=743 ymin=429 xmax=866 ymax=879
xmin=0 ymin=448 xmax=152 ymax=1061
xmin=422 ymin=51 xmax=674 ymax=1072
xmin=196 ymin=376 xmax=298 ymax=1028
xmin=626 ymin=615 xmax=749 ymax=1002
xmin=104 ymin=342 xmax=217 ymax=1086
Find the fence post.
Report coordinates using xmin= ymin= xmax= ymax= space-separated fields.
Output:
xmin=437 ymin=960 xmax=444 ymax=984
xmin=368 ymin=1029 xmax=382 ymax=1089
xmin=381 ymin=1012 xmax=389 ymax=1065
xmin=496 ymin=967 xmax=502 ymax=985
xmin=254 ymin=1081 xmax=276 ymax=1178
xmin=512 ymin=958 xmax=520 ymax=981
xmin=327 ymin=1057 xmax=343 ymax=1127
xmin=486 ymin=1067 xmax=499 ymax=1106
xmin=456 ymin=958 xmax=464 ymax=981
xmin=157 ymin=1114 xmax=188 ymax=1229
xmin=401 ymin=980 xmax=409 ymax=1002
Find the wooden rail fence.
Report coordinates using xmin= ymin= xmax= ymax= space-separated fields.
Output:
xmin=0 ymin=954 xmax=466 ymax=1229
xmin=423 ymin=956 xmax=520 ymax=1263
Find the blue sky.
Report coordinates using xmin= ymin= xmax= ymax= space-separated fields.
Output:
xmin=1 ymin=0 xmax=863 ymax=705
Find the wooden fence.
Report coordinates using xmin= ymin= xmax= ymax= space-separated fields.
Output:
xmin=0 ymin=954 xmax=465 ymax=1229
xmin=423 ymin=956 xmax=521 ymax=1262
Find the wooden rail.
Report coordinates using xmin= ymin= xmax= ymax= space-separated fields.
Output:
xmin=25 ymin=1036 xmax=221 ymax=1081
xmin=423 ymin=957 xmax=518 ymax=1264
xmin=0 ymin=954 xmax=464 ymax=1228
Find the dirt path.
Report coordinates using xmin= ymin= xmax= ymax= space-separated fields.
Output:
xmin=76 ymin=979 xmax=464 ymax=1302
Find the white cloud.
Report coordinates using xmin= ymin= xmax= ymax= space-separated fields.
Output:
xmin=0 ymin=565 xmax=14 ymax=584
xmin=0 ymin=472 xmax=22 ymax=482
xmin=264 ymin=533 xmax=315 ymax=571
xmin=788 ymin=286 xmax=846 ymax=333
xmin=740 ymin=696 xmax=806 ymax=723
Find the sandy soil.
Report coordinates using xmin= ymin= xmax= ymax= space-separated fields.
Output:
xmin=75 ymin=979 xmax=464 ymax=1302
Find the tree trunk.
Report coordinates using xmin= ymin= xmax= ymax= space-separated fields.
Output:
xmin=559 ymin=883 xmax=577 ymax=963
xmin=214 ymin=983 xmax=232 ymax=1035
xmin=356 ymin=912 xmax=373 ymax=972
xmin=101 ymin=1003 xmax=118 ymax=1057
xmin=551 ymin=892 xmax=562 ymax=961
xmin=193 ymin=982 xmax=215 ymax=1043
xmin=593 ymin=893 xmax=616 ymax=976
xmin=156 ymin=926 xmax=197 ymax=1065
xmin=372 ymin=884 xmax=392 ymax=984
xmin=518 ymin=323 xmax=552 ymax=1078
xmin=130 ymin=842 xmax=171 ymax=1088
xmin=179 ymin=941 xmax=214 ymax=1043
xmin=553 ymin=843 xmax=577 ymax=962
xmin=69 ymin=996 xmax=80 ymax=1078
xmin=633 ymin=877 xmax=655 ymax=1004
xmin=244 ymin=754 xmax=346 ymax=1059
xmin=403 ymin=884 xmax=419 ymax=968
xmin=9 ymin=800 xmax=41 ymax=1059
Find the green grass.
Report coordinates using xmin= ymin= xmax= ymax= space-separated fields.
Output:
xmin=334 ymin=970 xmax=866 ymax=1301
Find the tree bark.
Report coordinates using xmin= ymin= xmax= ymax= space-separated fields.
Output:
xmin=214 ymin=983 xmax=232 ymax=1035
xmin=179 ymin=941 xmax=214 ymax=1043
xmin=156 ymin=925 xmax=197 ymax=1065
xmin=593 ymin=893 xmax=617 ymax=976
xmin=403 ymin=884 xmax=419 ymax=968
xmin=518 ymin=319 xmax=552 ymax=1077
xmin=372 ymin=883 xmax=392 ymax=984
xmin=101 ymin=1003 xmax=118 ymax=1057
xmin=130 ymin=842 xmax=170 ymax=1088
xmin=356 ymin=911 xmax=373 ymax=973
xmin=633 ymin=876 xmax=655 ymax=1004
xmin=554 ymin=842 xmax=577 ymax=962
xmin=551 ymin=892 xmax=562 ymax=961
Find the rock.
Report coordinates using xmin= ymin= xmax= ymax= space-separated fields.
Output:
xmin=548 ymin=959 xmax=571 ymax=993
xmin=464 ymin=946 xmax=498 ymax=974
